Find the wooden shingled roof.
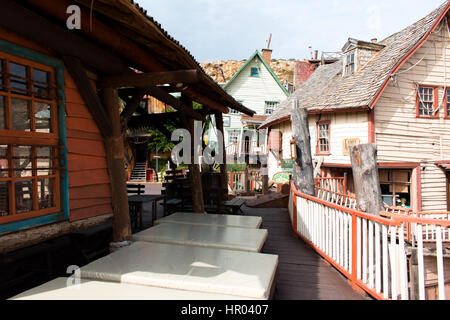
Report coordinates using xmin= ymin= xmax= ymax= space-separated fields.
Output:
xmin=261 ymin=1 xmax=450 ymax=128
xmin=70 ymin=0 xmax=255 ymax=116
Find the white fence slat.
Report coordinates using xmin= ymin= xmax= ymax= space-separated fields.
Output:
xmin=357 ymin=217 xmax=362 ymax=280
xmin=390 ymin=226 xmax=398 ymax=300
xmin=375 ymin=223 xmax=381 ymax=293
xmin=382 ymin=225 xmax=389 ymax=299
xmin=399 ymin=225 xmax=408 ymax=300
xmin=369 ymin=221 xmax=374 ymax=289
xmin=416 ymin=224 xmax=425 ymax=300
xmin=363 ymin=219 xmax=368 ymax=284
xmin=436 ymin=226 xmax=445 ymax=300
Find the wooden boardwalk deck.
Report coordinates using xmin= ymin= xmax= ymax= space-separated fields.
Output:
xmin=243 ymin=205 xmax=371 ymax=300
xmin=139 ymin=196 xmax=370 ymax=300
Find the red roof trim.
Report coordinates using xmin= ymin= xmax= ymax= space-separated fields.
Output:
xmin=369 ymin=3 xmax=450 ymax=109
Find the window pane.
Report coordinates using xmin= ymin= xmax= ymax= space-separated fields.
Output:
xmin=38 ymin=178 xmax=54 ymax=209
xmin=0 ymin=181 xmax=9 ymax=217
xmin=35 ymin=102 xmax=51 ymax=133
xmin=14 ymin=145 xmax=32 ymax=178
xmin=447 ymin=89 xmax=450 ymax=117
xmin=15 ymin=180 xmax=33 ymax=214
xmin=0 ymin=96 xmax=5 ymax=130
xmin=11 ymin=98 xmax=31 ymax=131
xmin=250 ymin=67 xmax=259 ymax=77
xmin=33 ymin=68 xmax=50 ymax=99
xmin=36 ymin=146 xmax=52 ymax=176
xmin=9 ymin=62 xmax=29 ymax=95
xmin=0 ymin=145 xmax=8 ymax=178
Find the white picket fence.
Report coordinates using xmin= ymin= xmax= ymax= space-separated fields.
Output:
xmin=289 ymin=182 xmax=449 ymax=300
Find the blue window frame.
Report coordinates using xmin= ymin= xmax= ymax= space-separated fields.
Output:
xmin=0 ymin=39 xmax=69 ymax=234
xmin=250 ymin=67 xmax=260 ymax=77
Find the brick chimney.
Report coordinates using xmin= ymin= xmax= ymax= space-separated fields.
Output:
xmin=294 ymin=61 xmax=315 ymax=89
xmin=261 ymin=48 xmax=272 ymax=65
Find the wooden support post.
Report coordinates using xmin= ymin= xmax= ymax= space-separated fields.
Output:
xmin=409 ymin=247 xmax=420 ymax=300
xmin=349 ymin=143 xmax=384 ymax=216
xmin=100 ymin=88 xmax=132 ymax=242
xmin=63 ymin=56 xmax=113 ymax=138
xmin=245 ymin=165 xmax=250 ymax=193
xmin=214 ymin=112 xmax=228 ymax=192
xmin=180 ymin=96 xmax=205 ymax=213
xmin=291 ymin=102 xmax=315 ymax=196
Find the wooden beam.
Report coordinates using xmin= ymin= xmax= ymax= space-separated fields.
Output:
xmin=100 ymin=87 xmax=132 ymax=242
xmin=0 ymin=0 xmax=128 ymax=75
xmin=98 ymin=70 xmax=199 ymax=89
xmin=181 ymin=95 xmax=205 ymax=213
xmin=127 ymin=112 xmax=181 ymax=130
xmin=63 ymin=56 xmax=113 ymax=138
xmin=120 ymin=88 xmax=149 ymax=129
xmin=214 ymin=112 xmax=228 ymax=191
xmin=145 ymin=86 xmax=204 ymax=121
xmin=182 ymin=87 xmax=229 ymax=114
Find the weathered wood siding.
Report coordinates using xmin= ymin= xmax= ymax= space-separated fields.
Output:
xmin=267 ymin=111 xmax=369 ymax=179
xmin=308 ymin=112 xmax=369 ymax=164
xmin=224 ymin=54 xmax=288 ymax=144
xmin=267 ymin=120 xmax=292 ymax=179
xmin=64 ymin=71 xmax=113 ymax=221
xmin=374 ymin=26 xmax=450 ymax=211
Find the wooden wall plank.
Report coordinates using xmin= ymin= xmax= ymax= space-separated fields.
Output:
xmin=66 ymin=117 xmax=102 ymax=134
xmin=66 ymin=129 xmax=103 ymax=141
xmin=68 ymin=153 xmax=108 ymax=171
xmin=69 ymin=184 xmax=112 ymax=200
xmin=68 ymin=168 xmax=110 ymax=187
xmin=70 ymin=197 xmax=112 ymax=210
xmin=67 ymin=137 xmax=106 ymax=157
xmin=65 ymin=87 xmax=85 ymax=105
xmin=69 ymin=204 xmax=113 ymax=222
xmin=66 ymin=102 xmax=94 ymax=119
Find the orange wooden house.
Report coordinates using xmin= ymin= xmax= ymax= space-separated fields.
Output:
xmin=0 ymin=0 xmax=253 ymax=258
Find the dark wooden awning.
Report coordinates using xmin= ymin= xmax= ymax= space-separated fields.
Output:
xmin=22 ymin=0 xmax=255 ymax=117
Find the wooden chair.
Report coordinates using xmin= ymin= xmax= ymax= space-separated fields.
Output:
xmin=126 ymin=184 xmax=145 ymax=195
xmin=126 ymin=184 xmax=145 ymax=231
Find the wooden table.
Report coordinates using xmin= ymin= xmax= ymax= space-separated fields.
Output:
xmin=224 ymin=198 xmax=246 ymax=215
xmin=128 ymin=195 xmax=166 ymax=231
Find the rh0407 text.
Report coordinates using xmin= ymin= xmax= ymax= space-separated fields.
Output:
xmin=180 ymin=304 xmax=269 ymax=317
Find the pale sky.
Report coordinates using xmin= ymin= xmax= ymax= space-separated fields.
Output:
xmin=138 ymin=0 xmax=446 ymax=62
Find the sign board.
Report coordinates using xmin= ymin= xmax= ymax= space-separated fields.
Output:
xmin=342 ymin=138 xmax=361 ymax=156
xmin=272 ymin=172 xmax=290 ymax=184
xmin=282 ymin=159 xmax=294 ymax=173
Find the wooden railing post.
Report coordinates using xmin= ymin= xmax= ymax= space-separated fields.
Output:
xmin=293 ymin=191 xmax=298 ymax=232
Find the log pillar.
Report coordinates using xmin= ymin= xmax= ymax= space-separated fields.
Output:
xmin=214 ymin=111 xmax=228 ymax=192
xmin=291 ymin=102 xmax=315 ymax=196
xmin=100 ymin=87 xmax=132 ymax=241
xmin=349 ymin=143 xmax=383 ymax=216
xmin=180 ymin=95 xmax=205 ymax=213
xmin=262 ymin=129 xmax=270 ymax=195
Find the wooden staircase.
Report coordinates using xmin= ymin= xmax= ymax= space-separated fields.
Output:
xmin=130 ymin=162 xmax=146 ymax=182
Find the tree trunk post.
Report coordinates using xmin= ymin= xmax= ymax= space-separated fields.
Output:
xmin=290 ymin=102 xmax=315 ymax=196
xmin=214 ymin=111 xmax=228 ymax=192
xmin=180 ymin=95 xmax=205 ymax=213
xmin=349 ymin=143 xmax=384 ymax=216
xmin=100 ymin=87 xmax=131 ymax=242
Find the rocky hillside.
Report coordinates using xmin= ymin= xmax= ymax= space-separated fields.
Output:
xmin=200 ymin=59 xmax=295 ymax=85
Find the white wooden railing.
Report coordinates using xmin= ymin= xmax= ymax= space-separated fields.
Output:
xmin=289 ymin=181 xmax=449 ymax=300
